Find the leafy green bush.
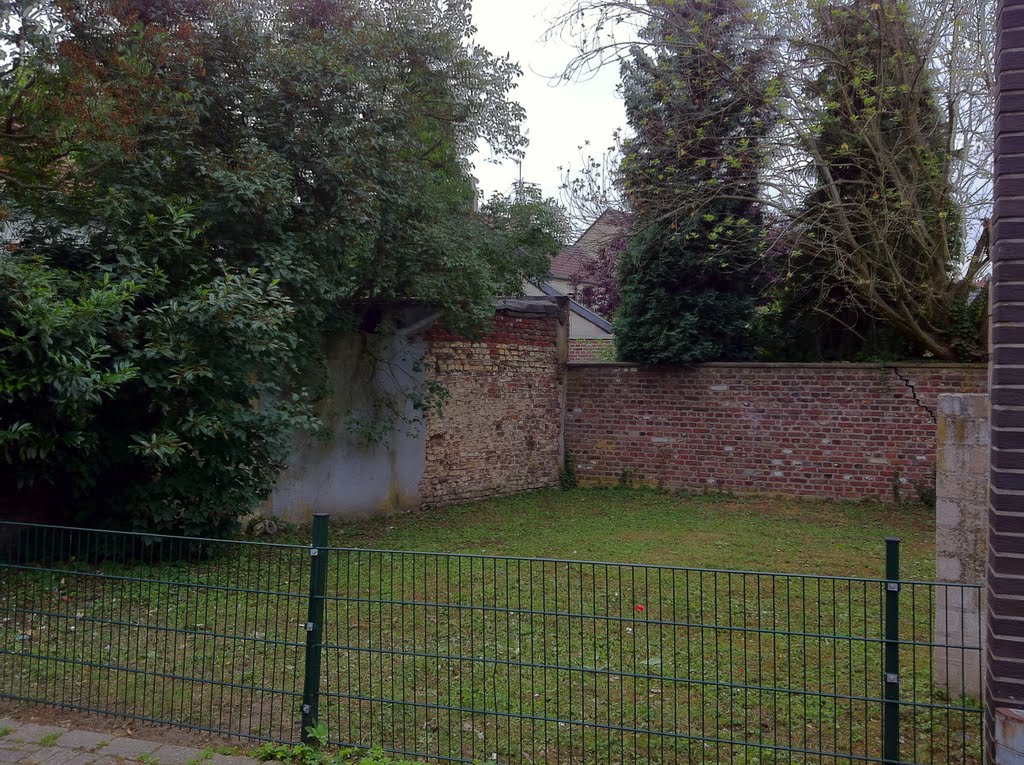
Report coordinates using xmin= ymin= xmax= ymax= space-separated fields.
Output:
xmin=0 ymin=0 xmax=559 ymax=534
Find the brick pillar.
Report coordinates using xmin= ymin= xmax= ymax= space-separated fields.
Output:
xmin=990 ymin=0 xmax=1024 ymax=755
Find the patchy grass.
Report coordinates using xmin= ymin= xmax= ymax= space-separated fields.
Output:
xmin=323 ymin=488 xmax=937 ymax=579
xmin=1 ymin=489 xmax=978 ymax=765
xmin=39 ymin=732 xmax=60 ymax=747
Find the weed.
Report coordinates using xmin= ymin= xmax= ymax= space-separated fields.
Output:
xmin=0 ymin=728 xmax=12 ymax=738
xmin=617 ymin=467 xmax=637 ymax=488
xmin=253 ymin=724 xmax=334 ymax=765
xmin=39 ymin=733 xmax=60 ymax=747
xmin=914 ymin=473 xmax=937 ymax=507
xmin=346 ymin=746 xmax=422 ymax=764
xmin=253 ymin=731 xmax=425 ymax=765
xmin=254 ymin=739 xmax=323 ymax=765
xmin=186 ymin=750 xmax=214 ymax=765
xmin=891 ymin=467 xmax=903 ymax=505
xmin=559 ymin=451 xmax=577 ymax=490
xmin=304 ymin=723 xmax=328 ymax=748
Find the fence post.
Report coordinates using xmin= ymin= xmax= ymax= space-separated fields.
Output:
xmin=883 ymin=537 xmax=901 ymax=764
xmin=300 ymin=513 xmax=330 ymax=743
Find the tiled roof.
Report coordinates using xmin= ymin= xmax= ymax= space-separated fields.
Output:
xmin=549 ymin=244 xmax=588 ymax=280
xmin=549 ymin=208 xmax=630 ymax=281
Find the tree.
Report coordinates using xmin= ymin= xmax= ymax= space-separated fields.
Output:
xmin=558 ymin=137 xmax=628 ymax=237
xmin=0 ymin=0 xmax=547 ymax=534
xmin=572 ymin=230 xmax=628 ymax=318
xmin=780 ymin=0 xmax=985 ymax=360
xmin=613 ymin=0 xmax=776 ymax=364
xmin=553 ymin=0 xmax=993 ymax=361
xmin=480 ymin=182 xmax=571 ymax=266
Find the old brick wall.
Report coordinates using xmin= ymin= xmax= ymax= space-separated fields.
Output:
xmin=569 ymin=338 xmax=615 ymax=362
xmin=566 ymin=362 xmax=988 ymax=499
xmin=418 ymin=300 xmax=568 ymax=506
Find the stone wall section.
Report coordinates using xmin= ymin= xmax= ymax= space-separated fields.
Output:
xmin=418 ymin=301 xmax=569 ymax=506
xmin=935 ymin=393 xmax=989 ymax=699
xmin=565 ymin=362 xmax=988 ymax=500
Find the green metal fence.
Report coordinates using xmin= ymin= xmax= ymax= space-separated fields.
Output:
xmin=0 ymin=518 xmax=983 ymax=764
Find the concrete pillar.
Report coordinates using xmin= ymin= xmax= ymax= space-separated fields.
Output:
xmin=936 ymin=394 xmax=989 ymax=698
xmin=989 ymin=0 xmax=1024 ymax=754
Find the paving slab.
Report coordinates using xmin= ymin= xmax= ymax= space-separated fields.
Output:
xmin=0 ymin=720 xmax=281 ymax=765
xmin=59 ymin=755 xmax=98 ymax=765
xmin=53 ymin=733 xmax=109 ymax=752
xmin=94 ymin=740 xmax=160 ymax=759
xmin=147 ymin=745 xmax=204 ymax=765
xmin=9 ymin=728 xmax=67 ymax=746
xmin=22 ymin=748 xmax=78 ymax=765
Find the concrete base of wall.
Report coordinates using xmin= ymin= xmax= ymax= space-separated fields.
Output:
xmin=996 ymin=709 xmax=1024 ymax=764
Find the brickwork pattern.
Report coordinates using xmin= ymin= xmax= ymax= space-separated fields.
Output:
xmin=418 ymin=310 xmax=567 ymax=506
xmin=990 ymin=0 xmax=1024 ymax=718
xmin=568 ymin=339 xmax=615 ymax=362
xmin=565 ymin=362 xmax=988 ymax=500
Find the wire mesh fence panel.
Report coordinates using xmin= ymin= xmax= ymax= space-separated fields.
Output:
xmin=0 ymin=522 xmax=984 ymax=764
xmin=901 ymin=581 xmax=985 ymax=765
xmin=318 ymin=550 xmax=984 ymax=765
xmin=0 ymin=522 xmax=310 ymax=742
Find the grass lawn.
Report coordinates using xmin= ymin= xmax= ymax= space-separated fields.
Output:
xmin=1 ymin=489 xmax=980 ymax=765
xmin=322 ymin=488 xmax=937 ymax=580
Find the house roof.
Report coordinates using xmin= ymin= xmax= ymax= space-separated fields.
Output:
xmin=534 ymin=281 xmax=614 ymax=334
xmin=549 ymin=208 xmax=631 ymax=281
xmin=549 ymin=243 xmax=588 ymax=281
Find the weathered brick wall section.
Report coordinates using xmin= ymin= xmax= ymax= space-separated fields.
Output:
xmin=565 ymin=362 xmax=987 ymax=500
xmin=569 ymin=338 xmax=615 ymax=362
xmin=418 ymin=302 xmax=568 ymax=507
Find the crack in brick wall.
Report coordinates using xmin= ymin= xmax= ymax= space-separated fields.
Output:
xmin=891 ymin=366 xmax=938 ymax=424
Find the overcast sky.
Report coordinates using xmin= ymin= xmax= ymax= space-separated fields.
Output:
xmin=468 ymin=0 xmax=626 ymax=204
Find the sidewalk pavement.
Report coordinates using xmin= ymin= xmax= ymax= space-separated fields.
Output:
xmin=0 ymin=719 xmax=266 ymax=765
